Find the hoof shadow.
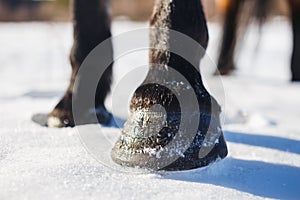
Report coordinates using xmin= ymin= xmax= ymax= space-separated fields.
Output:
xmin=163 ymin=158 xmax=300 ymax=199
xmin=225 ymin=131 xmax=300 ymax=155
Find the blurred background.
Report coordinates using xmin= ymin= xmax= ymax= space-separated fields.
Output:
xmin=0 ymin=0 xmax=291 ymax=22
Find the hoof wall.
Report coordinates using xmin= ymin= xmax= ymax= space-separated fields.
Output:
xmin=111 ymin=111 xmax=228 ymax=171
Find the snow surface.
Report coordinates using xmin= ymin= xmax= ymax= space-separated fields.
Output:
xmin=0 ymin=19 xmax=300 ymax=199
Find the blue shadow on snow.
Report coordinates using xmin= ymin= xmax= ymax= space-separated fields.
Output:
xmin=163 ymin=158 xmax=300 ymax=199
xmin=224 ymin=131 xmax=300 ymax=155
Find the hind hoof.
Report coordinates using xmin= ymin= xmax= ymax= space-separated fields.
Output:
xmin=48 ymin=105 xmax=112 ymax=128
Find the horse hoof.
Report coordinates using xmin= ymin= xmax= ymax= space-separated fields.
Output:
xmin=47 ymin=105 xmax=112 ymax=128
xmin=47 ymin=115 xmax=73 ymax=128
xmin=48 ymin=106 xmax=74 ymax=128
xmin=111 ymin=83 xmax=228 ymax=171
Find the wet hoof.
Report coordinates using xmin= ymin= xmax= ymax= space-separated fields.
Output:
xmin=111 ymin=84 xmax=228 ymax=171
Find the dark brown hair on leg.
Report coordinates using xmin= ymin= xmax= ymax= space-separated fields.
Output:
xmin=216 ymin=0 xmax=244 ymax=75
xmin=111 ymin=0 xmax=228 ymax=171
xmin=289 ymin=0 xmax=300 ymax=81
xmin=48 ymin=0 xmax=113 ymax=127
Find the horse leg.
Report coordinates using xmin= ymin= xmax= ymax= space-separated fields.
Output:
xmin=48 ymin=0 xmax=113 ymax=127
xmin=111 ymin=0 xmax=228 ymax=170
xmin=289 ymin=0 xmax=300 ymax=81
xmin=216 ymin=0 xmax=244 ymax=75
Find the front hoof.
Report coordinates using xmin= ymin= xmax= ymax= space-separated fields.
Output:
xmin=111 ymin=84 xmax=228 ymax=171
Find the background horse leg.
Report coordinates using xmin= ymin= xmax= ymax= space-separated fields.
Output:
xmin=216 ymin=0 xmax=244 ymax=75
xmin=48 ymin=0 xmax=113 ymax=127
xmin=289 ymin=0 xmax=300 ymax=81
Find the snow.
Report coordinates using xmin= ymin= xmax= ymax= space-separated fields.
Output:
xmin=0 ymin=19 xmax=300 ymax=199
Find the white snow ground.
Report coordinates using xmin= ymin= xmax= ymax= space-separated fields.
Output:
xmin=0 ymin=19 xmax=300 ymax=199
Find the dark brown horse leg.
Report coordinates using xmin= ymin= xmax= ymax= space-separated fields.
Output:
xmin=48 ymin=0 xmax=113 ymax=127
xmin=216 ymin=0 xmax=244 ymax=75
xmin=111 ymin=0 xmax=228 ymax=171
xmin=289 ymin=0 xmax=300 ymax=81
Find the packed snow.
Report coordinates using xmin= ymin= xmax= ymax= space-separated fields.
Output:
xmin=0 ymin=19 xmax=300 ymax=199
